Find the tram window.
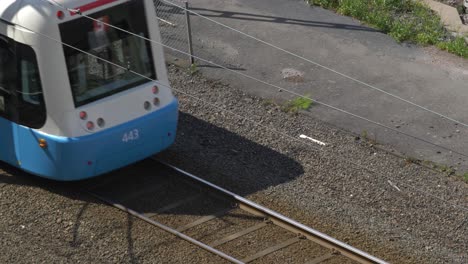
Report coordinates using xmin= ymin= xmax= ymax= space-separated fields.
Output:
xmin=0 ymin=37 xmax=15 ymax=118
xmin=60 ymin=0 xmax=155 ymax=107
xmin=16 ymin=43 xmax=46 ymax=128
xmin=20 ymin=60 xmax=41 ymax=104
xmin=0 ymin=35 xmax=45 ymax=128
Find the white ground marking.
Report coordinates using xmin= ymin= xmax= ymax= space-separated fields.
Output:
xmin=299 ymin=134 xmax=327 ymax=146
xmin=387 ymin=180 xmax=402 ymax=192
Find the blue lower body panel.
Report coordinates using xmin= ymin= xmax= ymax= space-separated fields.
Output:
xmin=1 ymin=99 xmax=178 ymax=181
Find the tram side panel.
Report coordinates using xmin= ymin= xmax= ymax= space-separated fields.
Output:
xmin=14 ymin=98 xmax=177 ymax=181
xmin=0 ymin=119 xmax=18 ymax=166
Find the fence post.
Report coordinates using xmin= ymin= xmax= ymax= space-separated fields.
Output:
xmin=185 ymin=1 xmax=194 ymax=64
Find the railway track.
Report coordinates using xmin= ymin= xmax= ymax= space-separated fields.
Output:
xmin=84 ymin=158 xmax=388 ymax=264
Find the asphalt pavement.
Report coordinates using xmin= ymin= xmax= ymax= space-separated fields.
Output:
xmin=174 ymin=0 xmax=468 ymax=171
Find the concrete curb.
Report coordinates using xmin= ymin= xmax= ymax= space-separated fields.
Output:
xmin=419 ymin=0 xmax=468 ymax=36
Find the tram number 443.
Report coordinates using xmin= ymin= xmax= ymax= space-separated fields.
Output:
xmin=122 ymin=129 xmax=140 ymax=142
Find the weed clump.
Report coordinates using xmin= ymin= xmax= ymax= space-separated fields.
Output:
xmin=282 ymin=95 xmax=313 ymax=114
xmin=189 ymin=63 xmax=199 ymax=75
xmin=438 ymin=37 xmax=468 ymax=58
xmin=307 ymin=0 xmax=468 ymax=58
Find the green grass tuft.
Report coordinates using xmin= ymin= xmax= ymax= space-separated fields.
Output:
xmin=463 ymin=172 xmax=468 ymax=182
xmin=307 ymin=0 xmax=468 ymax=58
xmin=438 ymin=37 xmax=468 ymax=58
xmin=283 ymin=95 xmax=313 ymax=113
xmin=189 ymin=63 xmax=199 ymax=75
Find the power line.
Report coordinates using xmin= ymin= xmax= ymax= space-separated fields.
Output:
xmin=161 ymin=0 xmax=468 ymax=129
xmin=38 ymin=0 xmax=468 ymax=211
xmin=43 ymin=0 xmax=468 ymax=160
xmin=9 ymin=4 xmax=467 ymax=212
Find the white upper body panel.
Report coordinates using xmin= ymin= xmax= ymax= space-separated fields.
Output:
xmin=0 ymin=0 xmax=173 ymax=137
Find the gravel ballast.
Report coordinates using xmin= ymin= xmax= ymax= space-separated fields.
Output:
xmin=161 ymin=65 xmax=468 ymax=263
xmin=0 ymin=64 xmax=467 ymax=263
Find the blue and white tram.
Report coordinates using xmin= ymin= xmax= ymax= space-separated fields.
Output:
xmin=0 ymin=0 xmax=178 ymax=180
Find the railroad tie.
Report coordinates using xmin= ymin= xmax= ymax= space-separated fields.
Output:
xmin=241 ymin=236 xmax=303 ymax=263
xmin=176 ymin=208 xmax=231 ymax=232
xmin=209 ymin=221 xmax=270 ymax=247
xmin=305 ymin=251 xmax=340 ymax=264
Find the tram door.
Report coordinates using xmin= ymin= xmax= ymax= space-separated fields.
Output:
xmin=0 ymin=36 xmax=18 ymax=164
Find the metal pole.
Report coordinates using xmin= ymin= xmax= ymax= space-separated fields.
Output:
xmin=185 ymin=1 xmax=194 ymax=64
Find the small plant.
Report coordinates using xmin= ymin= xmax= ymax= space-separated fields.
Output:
xmin=439 ymin=164 xmax=449 ymax=172
xmin=389 ymin=20 xmax=415 ymax=43
xmin=262 ymin=99 xmax=275 ymax=107
xmin=456 ymin=5 xmax=465 ymax=15
xmin=189 ymin=63 xmax=199 ymax=75
xmin=422 ymin=160 xmax=437 ymax=169
xmin=405 ymin=156 xmax=420 ymax=165
xmin=448 ymin=167 xmax=456 ymax=175
xmin=447 ymin=167 xmax=457 ymax=176
xmin=361 ymin=130 xmax=368 ymax=140
xmin=419 ymin=160 xmax=468 ymax=180
xmin=360 ymin=129 xmax=378 ymax=145
xmin=463 ymin=172 xmax=468 ymax=182
xmin=438 ymin=37 xmax=468 ymax=58
xmin=438 ymin=164 xmax=456 ymax=176
xmin=282 ymin=94 xmax=313 ymax=113
xmin=307 ymin=0 xmax=339 ymax=9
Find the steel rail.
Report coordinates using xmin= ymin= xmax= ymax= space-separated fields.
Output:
xmin=18 ymin=3 xmax=468 ymax=211
xmin=156 ymin=159 xmax=389 ymax=264
xmin=85 ymin=190 xmax=244 ymax=264
xmin=85 ymin=159 xmax=388 ymax=263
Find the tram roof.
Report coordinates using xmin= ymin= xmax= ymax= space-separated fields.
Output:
xmin=0 ymin=0 xmax=123 ymax=24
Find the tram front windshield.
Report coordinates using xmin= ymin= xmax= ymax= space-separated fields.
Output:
xmin=60 ymin=0 xmax=155 ymax=107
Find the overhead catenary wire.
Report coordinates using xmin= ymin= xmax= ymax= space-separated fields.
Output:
xmin=43 ymin=0 xmax=468 ymax=160
xmin=161 ymin=0 xmax=468 ymax=129
xmin=2 ymin=18 xmax=317 ymax=151
xmin=6 ymin=16 xmax=467 ymax=214
xmin=38 ymin=0 xmax=468 ymax=210
xmin=48 ymin=0 xmax=176 ymax=25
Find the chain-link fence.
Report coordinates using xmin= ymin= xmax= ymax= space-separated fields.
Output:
xmin=154 ymin=0 xmax=193 ymax=63
xmin=155 ymin=0 xmax=247 ymax=75
xmin=155 ymin=0 xmax=244 ymax=68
